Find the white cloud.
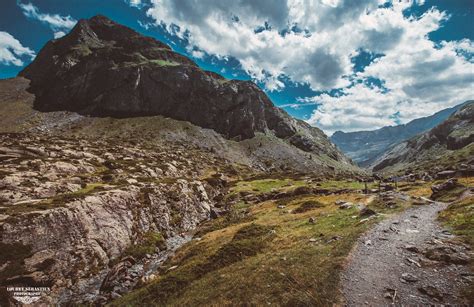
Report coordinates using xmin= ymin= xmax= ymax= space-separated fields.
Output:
xmin=126 ymin=0 xmax=145 ymax=8
xmin=0 ymin=31 xmax=35 ymax=66
xmin=53 ymin=31 xmax=66 ymax=39
xmin=143 ymin=0 xmax=473 ymax=133
xmin=18 ymin=2 xmax=76 ymax=37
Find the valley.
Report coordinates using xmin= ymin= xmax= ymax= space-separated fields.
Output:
xmin=0 ymin=14 xmax=472 ymax=306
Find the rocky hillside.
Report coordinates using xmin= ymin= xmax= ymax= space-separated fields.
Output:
xmin=331 ymin=101 xmax=471 ymax=166
xmin=0 ymin=77 xmax=358 ymax=175
xmin=18 ymin=15 xmax=350 ymax=169
xmin=0 ymin=130 xmax=236 ymax=304
xmin=370 ymin=102 xmax=474 ymax=174
xmin=0 ymin=16 xmax=360 ymax=305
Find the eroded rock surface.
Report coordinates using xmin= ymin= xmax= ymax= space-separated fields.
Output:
xmin=0 ymin=133 xmax=229 ymax=304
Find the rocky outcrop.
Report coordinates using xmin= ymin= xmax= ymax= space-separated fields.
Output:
xmin=18 ymin=15 xmax=346 ymax=163
xmin=0 ymin=133 xmax=228 ymax=304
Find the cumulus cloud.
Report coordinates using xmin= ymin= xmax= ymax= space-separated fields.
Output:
xmin=307 ymin=4 xmax=474 ymax=134
xmin=0 ymin=31 xmax=35 ymax=66
xmin=126 ymin=0 xmax=145 ymax=9
xmin=146 ymin=0 xmax=371 ymax=90
xmin=18 ymin=1 xmax=76 ymax=38
xmin=143 ymin=0 xmax=472 ymax=133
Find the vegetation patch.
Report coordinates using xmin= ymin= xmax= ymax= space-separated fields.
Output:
xmin=431 ymin=185 xmax=467 ymax=202
xmin=292 ymin=200 xmax=325 ymax=214
xmin=195 ymin=202 xmax=254 ymax=237
xmin=112 ymin=223 xmax=276 ymax=306
xmin=438 ymin=196 xmax=474 ymax=301
xmin=231 ymin=178 xmax=306 ymax=194
xmin=112 ymin=178 xmax=384 ymax=306
xmin=150 ymin=59 xmax=180 ymax=66
xmin=121 ymin=231 xmax=166 ymax=260
xmin=439 ymin=197 xmax=474 ymax=247
xmin=50 ymin=183 xmax=107 ymax=204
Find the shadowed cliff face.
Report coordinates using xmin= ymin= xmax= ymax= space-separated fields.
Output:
xmin=18 ymin=15 xmax=338 ymax=158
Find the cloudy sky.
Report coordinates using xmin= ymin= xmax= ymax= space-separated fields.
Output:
xmin=1 ymin=0 xmax=473 ymax=135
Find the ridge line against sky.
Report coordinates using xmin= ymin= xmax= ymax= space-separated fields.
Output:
xmin=0 ymin=0 xmax=473 ymax=135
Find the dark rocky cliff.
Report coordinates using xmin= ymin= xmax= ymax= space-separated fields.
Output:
xmin=19 ymin=15 xmax=344 ymax=162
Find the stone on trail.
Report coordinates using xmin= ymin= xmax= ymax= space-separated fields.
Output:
xmin=404 ymin=245 xmax=419 ymax=253
xmin=400 ymin=273 xmax=418 ymax=283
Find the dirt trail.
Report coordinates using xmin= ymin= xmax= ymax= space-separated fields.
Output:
xmin=342 ymin=200 xmax=472 ymax=305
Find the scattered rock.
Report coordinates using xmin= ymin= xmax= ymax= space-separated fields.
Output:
xmin=400 ymin=273 xmax=418 ymax=283
xmin=339 ymin=203 xmax=353 ymax=209
xmin=424 ymin=246 xmax=470 ymax=264
xmin=326 ymin=236 xmax=341 ymax=243
xmin=404 ymin=245 xmax=419 ymax=253
xmin=383 ymin=288 xmax=397 ymax=302
xmin=431 ymin=178 xmax=459 ymax=194
xmin=308 ymin=217 xmax=316 ymax=224
xmin=405 ymin=257 xmax=421 ymax=268
xmin=359 ymin=207 xmax=376 ymax=217
xmin=417 ymin=285 xmax=443 ymax=301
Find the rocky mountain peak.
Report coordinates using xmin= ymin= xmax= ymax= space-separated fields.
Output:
xmin=18 ymin=15 xmax=350 ymax=164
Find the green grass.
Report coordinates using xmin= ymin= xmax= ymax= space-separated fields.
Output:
xmin=438 ymin=195 xmax=474 ymax=301
xmin=0 ymin=183 xmax=108 ymax=216
xmin=110 ymin=173 xmax=437 ymax=306
xmin=49 ymin=183 xmax=108 ymax=205
xmin=439 ymin=197 xmax=474 ymax=246
xmin=121 ymin=231 xmax=167 ymax=261
xmin=292 ymin=200 xmax=325 ymax=214
xmin=231 ymin=178 xmax=306 ymax=194
xmin=111 ymin=224 xmax=276 ymax=306
xmin=110 ymin=187 xmax=383 ymax=306
xmin=150 ymin=59 xmax=180 ymax=66
xmin=316 ymin=180 xmax=375 ymax=190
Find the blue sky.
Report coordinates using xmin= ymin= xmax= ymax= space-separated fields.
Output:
xmin=1 ymin=0 xmax=473 ymax=134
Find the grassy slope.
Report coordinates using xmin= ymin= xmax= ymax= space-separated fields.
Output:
xmin=111 ymin=178 xmax=418 ymax=306
xmin=375 ymin=142 xmax=474 ymax=175
xmin=438 ymin=177 xmax=474 ymax=301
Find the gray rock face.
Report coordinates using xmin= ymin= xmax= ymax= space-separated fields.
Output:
xmin=0 ymin=133 xmax=227 ymax=304
xmin=19 ymin=15 xmax=345 ymax=161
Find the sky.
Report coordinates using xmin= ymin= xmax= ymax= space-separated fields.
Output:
xmin=0 ymin=0 xmax=473 ymax=135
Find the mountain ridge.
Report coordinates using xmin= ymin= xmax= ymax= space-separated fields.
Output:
xmin=370 ymin=101 xmax=474 ymax=174
xmin=330 ymin=100 xmax=472 ymax=166
xmin=17 ymin=15 xmax=352 ymax=169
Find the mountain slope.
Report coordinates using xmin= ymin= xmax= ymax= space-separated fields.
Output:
xmin=18 ymin=15 xmax=350 ymax=170
xmin=331 ymin=101 xmax=472 ymax=166
xmin=370 ymin=102 xmax=474 ymax=174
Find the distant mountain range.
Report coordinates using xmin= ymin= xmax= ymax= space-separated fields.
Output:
xmin=370 ymin=102 xmax=474 ymax=174
xmin=331 ymin=101 xmax=472 ymax=166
